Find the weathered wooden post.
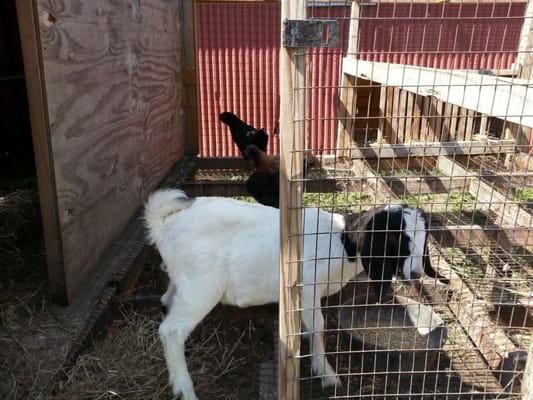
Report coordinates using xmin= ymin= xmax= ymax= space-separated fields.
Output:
xmin=279 ymin=1 xmax=306 ymax=398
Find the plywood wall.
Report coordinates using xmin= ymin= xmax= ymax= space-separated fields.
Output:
xmin=20 ymin=0 xmax=186 ymax=304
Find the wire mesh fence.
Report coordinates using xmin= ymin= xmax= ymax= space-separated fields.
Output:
xmin=186 ymin=0 xmax=533 ymax=398
xmin=278 ymin=1 xmax=533 ymax=399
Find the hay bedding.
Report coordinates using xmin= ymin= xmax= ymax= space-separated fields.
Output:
xmin=50 ymin=303 xmax=273 ymax=400
xmin=49 ymin=257 xmax=275 ymax=400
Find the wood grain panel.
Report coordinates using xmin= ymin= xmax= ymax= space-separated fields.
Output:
xmin=16 ymin=0 xmax=66 ymax=303
xmin=36 ymin=0 xmax=185 ymax=303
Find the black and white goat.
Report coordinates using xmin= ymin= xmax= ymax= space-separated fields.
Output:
xmin=342 ymin=204 xmax=449 ymax=302
xmin=144 ymin=190 xmax=448 ymax=399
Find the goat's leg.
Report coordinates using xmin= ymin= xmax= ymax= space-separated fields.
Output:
xmin=159 ymin=285 xmax=222 ymax=400
xmin=160 ymin=282 xmax=175 ymax=315
xmin=301 ymin=287 xmax=340 ymax=388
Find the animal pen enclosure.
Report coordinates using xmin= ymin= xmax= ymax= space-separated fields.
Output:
xmin=3 ymin=0 xmax=533 ymax=398
xmin=272 ymin=0 xmax=533 ymax=399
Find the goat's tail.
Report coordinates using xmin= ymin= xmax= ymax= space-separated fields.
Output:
xmin=144 ymin=189 xmax=194 ymax=245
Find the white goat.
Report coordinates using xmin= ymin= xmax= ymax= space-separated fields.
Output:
xmin=144 ymin=189 xmax=359 ymax=400
xmin=144 ymin=189 xmax=448 ymax=399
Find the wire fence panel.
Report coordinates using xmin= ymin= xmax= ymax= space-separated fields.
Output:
xmin=278 ymin=1 xmax=533 ymax=399
xmin=187 ymin=0 xmax=533 ymax=398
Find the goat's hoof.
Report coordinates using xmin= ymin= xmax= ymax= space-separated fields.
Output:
xmin=171 ymin=384 xmax=198 ymax=400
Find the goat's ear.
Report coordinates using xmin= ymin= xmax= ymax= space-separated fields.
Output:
xmin=341 ymin=232 xmax=358 ymax=262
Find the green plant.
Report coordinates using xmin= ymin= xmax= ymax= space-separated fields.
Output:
xmin=515 ymin=188 xmax=533 ymax=202
xmin=303 ymin=192 xmax=373 ymax=211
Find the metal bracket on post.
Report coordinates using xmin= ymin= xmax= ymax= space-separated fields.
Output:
xmin=282 ymin=19 xmax=339 ymax=48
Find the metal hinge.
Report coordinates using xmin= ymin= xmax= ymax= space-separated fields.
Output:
xmin=282 ymin=19 xmax=339 ymax=48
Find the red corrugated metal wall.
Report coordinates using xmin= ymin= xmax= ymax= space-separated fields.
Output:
xmin=196 ymin=2 xmax=281 ymax=157
xmin=196 ymin=2 xmax=525 ymax=157
xmin=357 ymin=2 xmax=526 ymax=69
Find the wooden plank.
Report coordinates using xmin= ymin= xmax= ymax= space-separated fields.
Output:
xmin=343 ymin=58 xmax=533 ymax=128
xmin=336 ymin=0 xmax=359 ymax=157
xmin=412 ymin=93 xmax=423 ymax=141
xmin=336 ymin=73 xmax=357 ymax=158
xmin=516 ymin=0 xmax=533 ymax=80
xmin=479 ymin=114 xmax=489 ymax=135
xmin=430 ymin=225 xmax=533 ymax=248
xmin=385 ymin=86 xmax=394 ymax=142
xmin=428 ymin=97 xmax=438 ymax=142
xmin=420 ymin=252 xmax=520 ymax=391
xmin=183 ymin=0 xmax=198 ymax=155
xmin=15 ymin=0 xmax=66 ymax=304
xmin=441 ymin=102 xmax=453 ymax=142
xmin=465 ymin=109 xmax=476 ymax=140
xmin=389 ymin=87 xmax=400 ymax=144
xmin=350 ymin=139 xmax=517 ymax=159
xmin=435 ymin=99 xmax=444 ymax=142
xmin=450 ymin=104 xmax=460 ymax=140
xmin=33 ymin=0 xmax=185 ymax=303
xmin=279 ymin=1 xmax=304 ymax=398
xmin=377 ymin=85 xmax=387 ymax=143
xmin=436 ymin=156 xmax=533 ymax=227
xmin=181 ymin=178 xmax=338 ymax=197
xmin=404 ymin=91 xmax=414 ymax=143
xmin=196 ymin=157 xmax=251 ymax=170
xmin=379 ymin=175 xmax=469 ymax=196
xmin=420 ymin=96 xmax=431 ymax=141
xmin=397 ymin=89 xmax=407 ymax=143
xmin=469 ymin=178 xmax=533 ymax=227
xmin=457 ymin=107 xmax=468 ymax=141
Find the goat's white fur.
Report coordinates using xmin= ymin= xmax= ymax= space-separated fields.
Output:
xmin=144 ymin=189 xmax=360 ymax=400
xmin=396 ymin=206 xmax=427 ymax=280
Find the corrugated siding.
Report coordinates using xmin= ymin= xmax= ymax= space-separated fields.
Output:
xmin=306 ymin=6 xmax=351 ymax=154
xmin=196 ymin=2 xmax=281 ymax=157
xmin=357 ymin=2 xmax=527 ymax=69
xmin=196 ymin=2 xmax=525 ymax=157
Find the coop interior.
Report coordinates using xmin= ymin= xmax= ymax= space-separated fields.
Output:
xmin=1 ymin=0 xmax=533 ymax=399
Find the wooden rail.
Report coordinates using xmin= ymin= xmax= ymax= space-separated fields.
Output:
xmin=436 ymin=156 xmax=533 ymax=227
xmin=279 ymin=1 xmax=305 ymax=398
xmin=349 ymin=139 xmax=519 ymax=159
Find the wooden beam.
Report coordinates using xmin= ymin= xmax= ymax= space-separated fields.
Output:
xmin=516 ymin=0 xmax=533 ymax=80
xmin=436 ymin=156 xmax=533 ymax=228
xmin=183 ymin=0 xmax=199 ymax=155
xmin=343 ymin=58 xmax=533 ymax=128
xmin=196 ymin=157 xmax=251 ymax=170
xmin=430 ymin=225 xmax=533 ymax=248
xmin=181 ymin=178 xmax=338 ymax=197
xmin=379 ymin=175 xmax=468 ymax=195
xmin=421 ymin=253 xmax=522 ymax=391
xmin=350 ymin=139 xmax=518 ymax=159
xmin=336 ymin=0 xmax=360 ymax=157
xmin=279 ymin=1 xmax=304 ymax=398
xmin=16 ymin=0 xmax=66 ymax=304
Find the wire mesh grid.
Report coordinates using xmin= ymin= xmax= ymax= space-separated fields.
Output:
xmin=188 ymin=0 xmax=532 ymax=398
xmin=278 ymin=1 xmax=533 ymax=399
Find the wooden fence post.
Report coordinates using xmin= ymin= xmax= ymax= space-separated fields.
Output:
xmin=279 ymin=1 xmax=305 ymax=399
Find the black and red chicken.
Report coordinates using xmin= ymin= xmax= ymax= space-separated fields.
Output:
xmin=244 ymin=144 xmax=279 ymax=208
xmin=219 ymin=112 xmax=268 ymax=160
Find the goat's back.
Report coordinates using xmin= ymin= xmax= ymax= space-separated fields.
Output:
xmin=145 ymin=191 xmax=352 ymax=307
